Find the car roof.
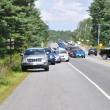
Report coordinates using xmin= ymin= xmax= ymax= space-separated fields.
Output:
xmin=26 ymin=48 xmax=44 ymax=50
xmin=104 ymin=47 xmax=110 ymax=50
xmin=89 ymin=48 xmax=97 ymax=50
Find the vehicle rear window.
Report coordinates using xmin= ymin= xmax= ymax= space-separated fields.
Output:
xmin=75 ymin=49 xmax=83 ymax=53
xmin=24 ymin=49 xmax=45 ymax=55
xmin=59 ymin=50 xmax=67 ymax=54
xmin=90 ymin=48 xmax=96 ymax=51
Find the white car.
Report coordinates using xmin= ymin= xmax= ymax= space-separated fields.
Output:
xmin=58 ymin=48 xmax=69 ymax=62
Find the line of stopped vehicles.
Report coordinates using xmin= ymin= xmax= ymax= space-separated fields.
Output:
xmin=20 ymin=44 xmax=110 ymax=72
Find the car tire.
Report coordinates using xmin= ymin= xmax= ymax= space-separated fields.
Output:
xmin=45 ymin=66 xmax=49 ymax=71
xmin=57 ymin=61 xmax=61 ymax=63
xmin=66 ymin=59 xmax=69 ymax=62
xmin=102 ymin=54 xmax=107 ymax=60
xmin=58 ymin=61 xmax=61 ymax=63
xmin=95 ymin=54 xmax=97 ymax=56
xmin=51 ymin=62 xmax=55 ymax=65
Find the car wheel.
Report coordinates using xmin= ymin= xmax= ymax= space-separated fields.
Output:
xmin=102 ymin=54 xmax=107 ymax=60
xmin=45 ymin=66 xmax=49 ymax=71
xmin=51 ymin=62 xmax=55 ymax=65
xmin=66 ymin=59 xmax=69 ymax=62
xmin=57 ymin=61 xmax=61 ymax=63
xmin=59 ymin=60 xmax=61 ymax=63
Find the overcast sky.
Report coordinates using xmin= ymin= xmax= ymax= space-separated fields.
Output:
xmin=35 ymin=0 xmax=93 ymax=31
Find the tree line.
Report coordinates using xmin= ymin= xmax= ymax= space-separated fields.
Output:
xmin=49 ymin=30 xmax=73 ymax=42
xmin=73 ymin=0 xmax=110 ymax=47
xmin=0 ymin=0 xmax=49 ymax=56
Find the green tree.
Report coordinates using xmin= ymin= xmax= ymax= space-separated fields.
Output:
xmin=89 ymin=0 xmax=110 ymax=46
xmin=0 ymin=0 xmax=49 ymax=54
xmin=49 ymin=30 xmax=73 ymax=42
xmin=72 ymin=18 xmax=92 ymax=45
xmin=103 ymin=0 xmax=110 ymax=46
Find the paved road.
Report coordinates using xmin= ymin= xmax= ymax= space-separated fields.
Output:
xmin=0 ymin=58 xmax=110 ymax=110
xmin=70 ymin=56 xmax=110 ymax=96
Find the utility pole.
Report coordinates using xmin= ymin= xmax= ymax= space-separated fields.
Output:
xmin=98 ymin=24 xmax=101 ymax=47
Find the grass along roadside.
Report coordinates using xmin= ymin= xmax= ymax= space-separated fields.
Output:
xmin=0 ymin=71 xmax=29 ymax=104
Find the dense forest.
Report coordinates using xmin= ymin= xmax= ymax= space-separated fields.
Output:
xmin=73 ymin=0 xmax=110 ymax=47
xmin=0 ymin=0 xmax=49 ymax=56
xmin=1 ymin=0 xmax=110 ymax=53
xmin=49 ymin=30 xmax=73 ymax=42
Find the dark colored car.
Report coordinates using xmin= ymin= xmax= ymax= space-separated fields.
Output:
xmin=99 ymin=48 xmax=110 ymax=60
xmin=88 ymin=48 xmax=97 ymax=56
xmin=69 ymin=49 xmax=85 ymax=58
xmin=45 ymin=48 xmax=56 ymax=65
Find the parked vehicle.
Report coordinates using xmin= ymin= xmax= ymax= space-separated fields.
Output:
xmin=58 ymin=48 xmax=69 ymax=62
xmin=88 ymin=48 xmax=97 ymax=56
xmin=57 ymin=41 xmax=66 ymax=49
xmin=45 ymin=48 xmax=56 ymax=65
xmin=54 ymin=51 xmax=61 ymax=63
xmin=99 ymin=48 xmax=110 ymax=60
xmin=21 ymin=48 xmax=49 ymax=71
xmin=67 ymin=46 xmax=80 ymax=55
xmin=69 ymin=49 xmax=85 ymax=58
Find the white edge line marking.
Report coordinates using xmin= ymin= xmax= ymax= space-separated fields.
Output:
xmin=68 ymin=62 xmax=110 ymax=101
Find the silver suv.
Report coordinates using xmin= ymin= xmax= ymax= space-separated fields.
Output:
xmin=21 ymin=48 xmax=49 ymax=71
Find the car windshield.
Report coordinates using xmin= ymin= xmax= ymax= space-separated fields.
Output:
xmin=24 ymin=49 xmax=45 ymax=55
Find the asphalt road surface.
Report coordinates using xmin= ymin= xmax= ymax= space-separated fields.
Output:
xmin=0 ymin=56 xmax=110 ymax=110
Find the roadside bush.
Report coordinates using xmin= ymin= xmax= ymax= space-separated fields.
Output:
xmin=0 ymin=57 xmax=10 ymax=76
xmin=0 ymin=57 xmax=9 ymax=66
xmin=0 ymin=77 xmax=10 ymax=86
xmin=0 ymin=54 xmax=22 ymax=75
xmin=11 ymin=64 xmax=21 ymax=72
xmin=11 ymin=54 xmax=21 ymax=72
